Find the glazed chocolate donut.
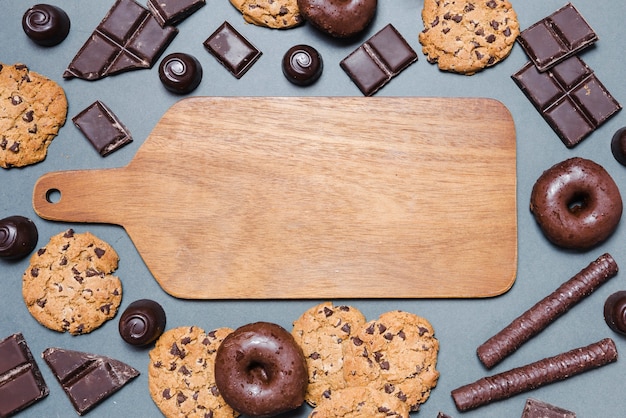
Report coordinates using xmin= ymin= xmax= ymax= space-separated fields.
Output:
xmin=214 ymin=322 xmax=308 ymax=417
xmin=530 ymin=157 xmax=622 ymax=250
xmin=297 ymin=0 xmax=377 ymax=38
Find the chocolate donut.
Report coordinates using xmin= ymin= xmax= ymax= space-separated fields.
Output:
xmin=214 ymin=322 xmax=308 ymax=417
xmin=530 ymin=157 xmax=622 ymax=250
xmin=297 ymin=0 xmax=377 ymax=38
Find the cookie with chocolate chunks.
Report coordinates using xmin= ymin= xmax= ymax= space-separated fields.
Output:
xmin=309 ymin=386 xmax=410 ymax=418
xmin=22 ymin=229 xmax=122 ymax=335
xmin=230 ymin=0 xmax=303 ymax=28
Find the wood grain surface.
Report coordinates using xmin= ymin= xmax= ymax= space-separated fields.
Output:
xmin=33 ymin=97 xmax=517 ymax=299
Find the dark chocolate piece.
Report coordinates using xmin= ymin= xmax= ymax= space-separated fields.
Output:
xmin=604 ymin=291 xmax=626 ymax=335
xmin=477 ymin=253 xmax=617 ymax=369
xmin=0 ymin=215 xmax=38 ymax=259
xmin=437 ymin=413 xmax=453 ymax=418
xmin=0 ymin=333 xmax=49 ymax=417
xmin=512 ymin=56 xmax=621 ymax=148
xmin=72 ymin=101 xmax=133 ymax=156
xmin=610 ymin=127 xmax=626 ymax=166
xmin=521 ymin=398 xmax=576 ymax=418
xmin=452 ymin=338 xmax=618 ymax=412
xmin=147 ymin=0 xmax=205 ymax=27
xmin=282 ymin=44 xmax=323 ymax=86
xmin=340 ymin=24 xmax=417 ymax=96
xmin=22 ymin=4 xmax=71 ymax=46
xmin=64 ymin=0 xmax=177 ymax=80
xmin=118 ymin=299 xmax=166 ymax=346
xmin=42 ymin=347 xmax=140 ymax=415
xmin=158 ymin=52 xmax=203 ymax=94
xmin=203 ymin=21 xmax=261 ymax=79
xmin=518 ymin=3 xmax=597 ymax=72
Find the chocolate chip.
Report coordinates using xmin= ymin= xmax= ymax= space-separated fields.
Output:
xmin=380 ymin=360 xmax=390 ymax=370
xmin=486 ymin=34 xmax=496 ymax=43
xmin=310 ymin=352 xmax=320 ymax=360
xmin=352 ymin=336 xmax=363 ymax=346
xmin=31 ymin=267 xmax=39 ymax=277
xmin=64 ymin=229 xmax=75 ymax=238
xmin=210 ymin=385 xmax=220 ymax=396
xmin=85 ymin=268 xmax=100 ymax=277
xmin=94 ymin=247 xmax=106 ymax=258
xmin=179 ymin=365 xmax=191 ymax=375
xmin=9 ymin=142 xmax=20 ymax=153
xmin=177 ymin=392 xmax=187 ymax=404
xmin=99 ymin=303 xmax=112 ymax=314
xmin=10 ymin=95 xmax=22 ymax=105
xmin=323 ymin=306 xmax=333 ymax=317
xmin=384 ymin=383 xmax=395 ymax=393
xmin=22 ymin=110 xmax=34 ymax=122
xmin=341 ymin=323 xmax=351 ymax=333
xmin=486 ymin=0 xmax=497 ymax=8
xmin=170 ymin=343 xmax=185 ymax=358
xmin=181 ymin=336 xmax=191 ymax=345
xmin=162 ymin=388 xmax=172 ymax=399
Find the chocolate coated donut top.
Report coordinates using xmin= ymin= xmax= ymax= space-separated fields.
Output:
xmin=22 ymin=4 xmax=70 ymax=46
xmin=604 ymin=291 xmax=626 ymax=335
xmin=297 ymin=0 xmax=377 ymax=38
xmin=0 ymin=216 xmax=38 ymax=260
xmin=118 ymin=299 xmax=166 ymax=346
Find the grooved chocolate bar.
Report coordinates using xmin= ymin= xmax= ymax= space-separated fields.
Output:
xmin=477 ymin=253 xmax=618 ymax=369
xmin=0 ymin=333 xmax=48 ymax=417
xmin=452 ymin=338 xmax=618 ymax=411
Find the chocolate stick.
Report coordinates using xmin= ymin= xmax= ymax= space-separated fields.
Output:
xmin=452 ymin=338 xmax=618 ymax=412
xmin=477 ymin=253 xmax=618 ymax=369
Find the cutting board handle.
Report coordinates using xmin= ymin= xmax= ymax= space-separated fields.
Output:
xmin=33 ymin=168 xmax=128 ymax=225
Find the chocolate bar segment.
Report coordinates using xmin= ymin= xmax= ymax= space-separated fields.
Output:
xmin=512 ymin=56 xmax=620 ymax=148
xmin=518 ymin=3 xmax=597 ymax=71
xmin=203 ymin=21 xmax=262 ymax=79
xmin=64 ymin=0 xmax=177 ymax=80
xmin=340 ymin=24 xmax=417 ymax=96
xmin=0 ymin=333 xmax=49 ymax=417
xmin=521 ymin=398 xmax=576 ymax=418
xmin=147 ymin=0 xmax=206 ymax=27
xmin=72 ymin=101 xmax=133 ymax=156
xmin=42 ymin=347 xmax=140 ymax=415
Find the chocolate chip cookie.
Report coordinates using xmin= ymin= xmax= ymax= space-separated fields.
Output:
xmin=309 ymin=386 xmax=410 ymax=418
xmin=229 ymin=0 xmax=303 ymax=28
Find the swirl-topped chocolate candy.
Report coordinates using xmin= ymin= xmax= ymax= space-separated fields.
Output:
xmin=22 ymin=4 xmax=70 ymax=46
xmin=282 ymin=45 xmax=323 ymax=86
xmin=158 ymin=52 xmax=203 ymax=94
xmin=604 ymin=291 xmax=626 ymax=335
xmin=0 ymin=215 xmax=38 ymax=260
xmin=118 ymin=299 xmax=166 ymax=346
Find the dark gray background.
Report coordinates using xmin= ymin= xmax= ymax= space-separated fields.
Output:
xmin=2 ymin=0 xmax=626 ymax=416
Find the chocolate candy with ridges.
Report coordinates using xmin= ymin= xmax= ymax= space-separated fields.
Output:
xmin=282 ymin=45 xmax=323 ymax=86
xmin=0 ymin=215 xmax=38 ymax=260
xmin=159 ymin=53 xmax=203 ymax=94
xmin=119 ymin=299 xmax=166 ymax=346
xmin=22 ymin=4 xmax=70 ymax=46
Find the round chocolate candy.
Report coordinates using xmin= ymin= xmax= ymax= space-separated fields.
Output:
xmin=158 ymin=53 xmax=203 ymax=94
xmin=282 ymin=44 xmax=323 ymax=86
xmin=118 ymin=299 xmax=166 ymax=346
xmin=604 ymin=291 xmax=626 ymax=335
xmin=22 ymin=4 xmax=70 ymax=47
xmin=0 ymin=216 xmax=38 ymax=260
xmin=610 ymin=127 xmax=626 ymax=166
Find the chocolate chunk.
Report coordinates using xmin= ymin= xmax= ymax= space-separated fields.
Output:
xmin=118 ymin=299 xmax=167 ymax=346
xmin=147 ymin=0 xmax=205 ymax=27
xmin=203 ymin=21 xmax=262 ymax=79
xmin=340 ymin=24 xmax=417 ymax=96
xmin=72 ymin=101 xmax=133 ymax=156
xmin=64 ymin=0 xmax=177 ymax=80
xmin=512 ymin=56 xmax=621 ymax=148
xmin=22 ymin=4 xmax=71 ymax=46
xmin=521 ymin=398 xmax=576 ymax=418
xmin=42 ymin=347 xmax=140 ymax=415
xmin=158 ymin=52 xmax=203 ymax=94
xmin=477 ymin=253 xmax=618 ymax=369
xmin=282 ymin=44 xmax=323 ymax=86
xmin=0 ymin=333 xmax=49 ymax=417
xmin=452 ymin=338 xmax=617 ymax=412
xmin=0 ymin=215 xmax=38 ymax=259
xmin=518 ymin=3 xmax=597 ymax=72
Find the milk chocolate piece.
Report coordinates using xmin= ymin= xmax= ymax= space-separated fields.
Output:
xmin=522 ymin=398 xmax=576 ymax=418
xmin=203 ymin=21 xmax=261 ymax=79
xmin=452 ymin=338 xmax=618 ymax=412
xmin=22 ymin=4 xmax=71 ymax=46
xmin=147 ymin=0 xmax=205 ymax=27
xmin=340 ymin=24 xmax=417 ymax=96
xmin=477 ymin=253 xmax=617 ymax=369
xmin=0 ymin=333 xmax=49 ymax=417
xmin=518 ymin=3 xmax=597 ymax=72
xmin=118 ymin=299 xmax=166 ymax=346
xmin=64 ymin=0 xmax=177 ymax=80
xmin=72 ymin=101 xmax=133 ymax=156
xmin=0 ymin=215 xmax=38 ymax=259
xmin=512 ymin=56 xmax=621 ymax=148
xmin=42 ymin=347 xmax=139 ymax=415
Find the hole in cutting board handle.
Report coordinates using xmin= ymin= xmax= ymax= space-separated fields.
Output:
xmin=45 ymin=188 xmax=61 ymax=204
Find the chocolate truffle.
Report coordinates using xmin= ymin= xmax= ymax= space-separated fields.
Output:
xmin=118 ymin=299 xmax=166 ymax=346
xmin=604 ymin=291 xmax=626 ymax=336
xmin=0 ymin=215 xmax=38 ymax=260
xmin=22 ymin=4 xmax=70 ymax=46
xmin=282 ymin=44 xmax=323 ymax=86
xmin=158 ymin=52 xmax=203 ymax=94
xmin=611 ymin=127 xmax=626 ymax=166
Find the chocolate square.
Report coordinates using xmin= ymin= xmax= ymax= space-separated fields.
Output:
xmin=72 ymin=101 xmax=133 ymax=156
xmin=147 ymin=0 xmax=206 ymax=27
xmin=203 ymin=21 xmax=262 ymax=79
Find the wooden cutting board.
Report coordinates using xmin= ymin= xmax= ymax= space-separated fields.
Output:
xmin=33 ymin=97 xmax=517 ymax=299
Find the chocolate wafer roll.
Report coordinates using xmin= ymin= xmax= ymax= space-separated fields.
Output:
xmin=477 ymin=253 xmax=618 ymax=369
xmin=452 ymin=338 xmax=618 ymax=411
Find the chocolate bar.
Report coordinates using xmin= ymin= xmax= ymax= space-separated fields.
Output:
xmin=452 ymin=338 xmax=618 ymax=411
xmin=340 ymin=24 xmax=417 ymax=96
xmin=521 ymin=398 xmax=576 ymax=418
xmin=203 ymin=21 xmax=262 ymax=79
xmin=64 ymin=0 xmax=177 ymax=80
xmin=42 ymin=347 xmax=139 ymax=415
xmin=147 ymin=0 xmax=205 ymax=27
xmin=477 ymin=253 xmax=617 ymax=369
xmin=72 ymin=101 xmax=133 ymax=156
xmin=0 ymin=333 xmax=49 ymax=417
xmin=512 ymin=56 xmax=621 ymax=148
xmin=517 ymin=3 xmax=597 ymax=72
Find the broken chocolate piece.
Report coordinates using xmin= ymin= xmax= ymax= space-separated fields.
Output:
xmin=517 ymin=3 xmax=597 ymax=72
xmin=203 ymin=21 xmax=261 ymax=79
xmin=64 ymin=0 xmax=177 ymax=80
xmin=0 ymin=333 xmax=49 ymax=417
xmin=340 ymin=24 xmax=417 ymax=96
xmin=72 ymin=101 xmax=133 ymax=156
xmin=521 ymin=398 xmax=576 ymax=418
xmin=147 ymin=0 xmax=205 ymax=27
xmin=42 ymin=347 xmax=139 ymax=415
